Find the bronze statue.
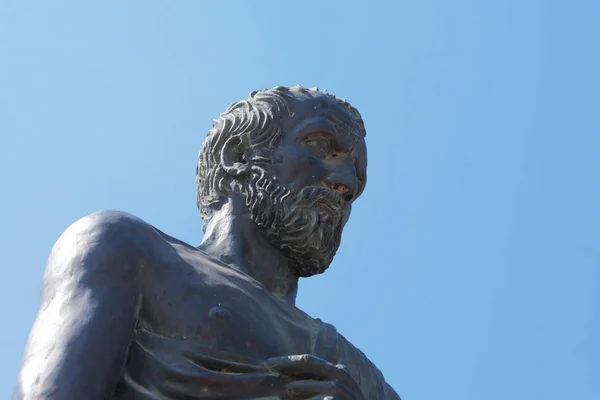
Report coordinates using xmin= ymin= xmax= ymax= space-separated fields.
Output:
xmin=16 ymin=86 xmax=400 ymax=399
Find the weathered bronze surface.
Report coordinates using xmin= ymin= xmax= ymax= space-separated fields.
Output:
xmin=16 ymin=86 xmax=400 ymax=399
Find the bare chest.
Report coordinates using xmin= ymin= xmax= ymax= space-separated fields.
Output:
xmin=137 ymin=253 xmax=317 ymax=362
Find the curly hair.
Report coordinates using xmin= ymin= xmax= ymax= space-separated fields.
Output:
xmin=196 ymin=85 xmax=365 ymax=226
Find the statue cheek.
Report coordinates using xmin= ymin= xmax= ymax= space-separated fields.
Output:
xmin=342 ymin=204 xmax=352 ymax=227
xmin=272 ymin=156 xmax=327 ymax=188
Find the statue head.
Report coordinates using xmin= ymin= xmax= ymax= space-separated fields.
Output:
xmin=196 ymin=86 xmax=367 ymax=277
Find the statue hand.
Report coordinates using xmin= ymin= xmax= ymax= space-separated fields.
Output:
xmin=266 ymin=354 xmax=366 ymax=400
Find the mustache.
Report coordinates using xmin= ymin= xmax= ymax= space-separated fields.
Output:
xmin=287 ymin=186 xmax=345 ymax=216
xmin=248 ymin=177 xmax=346 ymax=226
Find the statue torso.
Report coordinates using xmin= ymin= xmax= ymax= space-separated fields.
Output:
xmin=112 ymin=228 xmax=385 ymax=399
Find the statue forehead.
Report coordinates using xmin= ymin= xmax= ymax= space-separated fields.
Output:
xmin=282 ymin=95 xmax=367 ymax=153
xmin=285 ymin=91 xmax=363 ymax=126
xmin=290 ymin=96 xmax=357 ymax=119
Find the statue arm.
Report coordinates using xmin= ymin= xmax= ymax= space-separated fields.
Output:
xmin=15 ymin=211 xmax=146 ymax=399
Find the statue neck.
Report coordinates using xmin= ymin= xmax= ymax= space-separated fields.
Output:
xmin=198 ymin=194 xmax=299 ymax=305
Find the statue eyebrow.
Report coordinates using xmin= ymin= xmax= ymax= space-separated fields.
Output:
xmin=298 ymin=128 xmax=335 ymax=139
xmin=299 ymin=130 xmax=352 ymax=152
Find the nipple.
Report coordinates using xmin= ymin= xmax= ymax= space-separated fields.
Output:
xmin=208 ymin=306 xmax=230 ymax=321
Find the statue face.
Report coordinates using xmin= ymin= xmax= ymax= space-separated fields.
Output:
xmin=243 ymin=96 xmax=367 ymax=277
xmin=272 ymin=97 xmax=367 ymax=209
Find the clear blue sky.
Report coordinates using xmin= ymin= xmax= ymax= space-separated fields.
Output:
xmin=1 ymin=1 xmax=598 ymax=399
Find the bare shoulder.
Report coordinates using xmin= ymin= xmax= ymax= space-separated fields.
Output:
xmin=18 ymin=210 xmax=157 ymax=397
xmin=57 ymin=209 xmax=155 ymax=245
xmin=50 ymin=210 xmax=226 ymax=283
xmin=42 ymin=210 xmax=161 ymax=293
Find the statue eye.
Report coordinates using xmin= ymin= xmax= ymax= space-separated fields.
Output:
xmin=305 ymin=137 xmax=330 ymax=158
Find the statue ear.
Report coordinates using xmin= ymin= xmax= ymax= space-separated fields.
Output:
xmin=221 ymin=136 xmax=252 ymax=177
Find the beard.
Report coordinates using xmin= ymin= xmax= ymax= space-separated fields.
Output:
xmin=242 ymin=170 xmax=346 ymax=277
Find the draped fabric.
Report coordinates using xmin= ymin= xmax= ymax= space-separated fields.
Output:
xmin=114 ymin=320 xmax=387 ymax=399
